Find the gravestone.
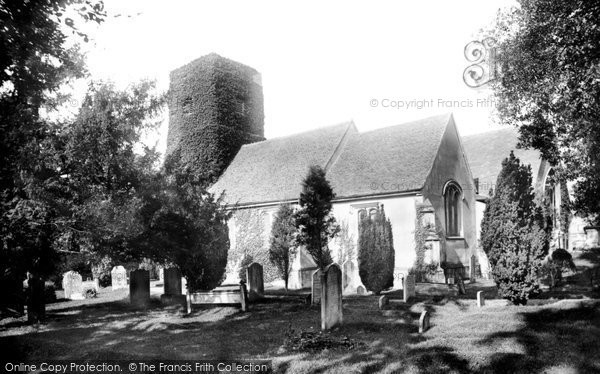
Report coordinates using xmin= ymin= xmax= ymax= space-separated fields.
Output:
xmin=321 ymin=263 xmax=343 ymax=330
xmin=357 ymin=285 xmax=366 ymax=295
xmin=419 ymin=310 xmax=430 ymax=333
xmin=111 ymin=266 xmax=127 ymax=290
xmin=477 ymin=291 xmax=485 ymax=307
xmin=379 ymin=295 xmax=389 ymax=310
xmin=163 ymin=268 xmax=182 ymax=295
xmin=403 ymin=274 xmax=415 ymax=302
xmin=158 ymin=267 xmax=164 ymax=282
xmin=457 ymin=276 xmax=466 ymax=295
xmin=62 ymin=271 xmax=84 ymax=300
xmin=239 ymin=280 xmax=249 ymax=312
xmin=246 ymin=263 xmax=264 ymax=302
xmin=130 ymin=269 xmax=150 ymax=307
xmin=312 ymin=269 xmax=322 ymax=305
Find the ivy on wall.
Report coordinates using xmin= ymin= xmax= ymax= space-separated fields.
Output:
xmin=412 ymin=205 xmax=441 ymax=282
xmin=167 ymin=53 xmax=265 ymax=184
xmin=232 ymin=208 xmax=279 ymax=283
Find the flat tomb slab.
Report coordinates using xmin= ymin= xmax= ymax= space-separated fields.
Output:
xmin=190 ymin=290 xmax=242 ymax=304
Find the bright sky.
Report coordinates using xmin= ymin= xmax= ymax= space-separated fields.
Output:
xmin=77 ymin=0 xmax=516 ymax=156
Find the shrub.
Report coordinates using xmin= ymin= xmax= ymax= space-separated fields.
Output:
xmin=358 ymin=206 xmax=395 ymax=294
xmin=269 ymin=205 xmax=298 ymax=290
xmin=545 ymin=248 xmax=577 ymax=287
xmin=481 ymin=151 xmax=551 ymax=304
xmin=238 ymin=254 xmax=254 ymax=283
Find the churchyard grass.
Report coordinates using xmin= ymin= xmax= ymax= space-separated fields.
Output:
xmin=1 ymin=282 xmax=599 ymax=373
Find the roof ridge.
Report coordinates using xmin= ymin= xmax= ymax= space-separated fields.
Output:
xmin=240 ymin=120 xmax=355 ymax=148
xmin=357 ymin=113 xmax=452 ymax=136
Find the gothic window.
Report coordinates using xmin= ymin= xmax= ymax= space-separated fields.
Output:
xmin=444 ymin=182 xmax=462 ymax=237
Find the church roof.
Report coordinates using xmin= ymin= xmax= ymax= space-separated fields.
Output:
xmin=461 ymin=127 xmax=543 ymax=196
xmin=210 ymin=114 xmax=453 ymax=206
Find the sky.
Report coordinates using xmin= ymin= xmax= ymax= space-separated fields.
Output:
xmin=74 ymin=0 xmax=516 ymax=156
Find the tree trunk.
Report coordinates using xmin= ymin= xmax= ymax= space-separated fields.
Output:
xmin=27 ymin=275 xmax=45 ymax=324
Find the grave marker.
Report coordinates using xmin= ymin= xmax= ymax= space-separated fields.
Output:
xmin=403 ymin=274 xmax=415 ymax=302
xmin=357 ymin=285 xmax=366 ymax=295
xmin=62 ymin=271 xmax=84 ymax=300
xmin=130 ymin=269 xmax=150 ymax=307
xmin=111 ymin=266 xmax=127 ymax=290
xmin=246 ymin=263 xmax=264 ymax=302
xmin=312 ymin=269 xmax=322 ymax=305
xmin=379 ymin=295 xmax=389 ymax=310
xmin=477 ymin=291 xmax=485 ymax=307
xmin=163 ymin=268 xmax=182 ymax=295
xmin=419 ymin=310 xmax=430 ymax=333
xmin=321 ymin=264 xmax=343 ymax=330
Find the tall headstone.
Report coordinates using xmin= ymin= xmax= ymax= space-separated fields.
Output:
xmin=130 ymin=269 xmax=150 ymax=307
xmin=419 ymin=310 xmax=430 ymax=333
xmin=477 ymin=291 xmax=485 ymax=307
xmin=321 ymin=264 xmax=343 ymax=330
xmin=111 ymin=266 xmax=127 ymax=290
xmin=403 ymin=274 xmax=416 ymax=302
xmin=246 ymin=263 xmax=264 ymax=302
xmin=62 ymin=271 xmax=84 ymax=300
xmin=312 ymin=269 xmax=322 ymax=305
xmin=27 ymin=275 xmax=45 ymax=323
xmin=163 ymin=268 xmax=182 ymax=295
xmin=342 ymin=260 xmax=354 ymax=289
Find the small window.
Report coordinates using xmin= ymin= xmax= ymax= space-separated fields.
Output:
xmin=444 ymin=183 xmax=462 ymax=237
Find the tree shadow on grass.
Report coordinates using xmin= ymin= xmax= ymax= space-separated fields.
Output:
xmin=475 ymin=300 xmax=600 ymax=373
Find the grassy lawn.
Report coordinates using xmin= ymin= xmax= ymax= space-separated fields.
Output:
xmin=1 ymin=283 xmax=599 ymax=374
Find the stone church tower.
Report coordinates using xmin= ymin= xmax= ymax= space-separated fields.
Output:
xmin=167 ymin=53 xmax=265 ymax=182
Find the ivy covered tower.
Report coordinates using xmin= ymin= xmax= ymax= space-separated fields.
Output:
xmin=167 ymin=53 xmax=265 ymax=182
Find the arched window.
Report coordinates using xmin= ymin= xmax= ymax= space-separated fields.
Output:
xmin=444 ymin=183 xmax=462 ymax=237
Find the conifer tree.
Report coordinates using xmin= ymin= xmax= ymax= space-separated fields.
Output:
xmin=294 ymin=166 xmax=339 ymax=269
xmin=358 ymin=206 xmax=395 ymax=295
xmin=269 ymin=205 xmax=297 ymax=290
xmin=480 ymin=151 xmax=551 ymax=304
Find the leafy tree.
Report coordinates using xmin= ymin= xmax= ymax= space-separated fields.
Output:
xmin=294 ymin=165 xmax=339 ymax=270
xmin=56 ymin=80 xmax=163 ymax=261
xmin=0 ymin=0 xmax=106 ymax=322
xmin=135 ymin=154 xmax=230 ymax=292
xmin=358 ymin=207 xmax=395 ymax=295
xmin=481 ymin=152 xmax=551 ymax=304
xmin=488 ymin=0 xmax=600 ymax=223
xmin=269 ymin=205 xmax=298 ymax=291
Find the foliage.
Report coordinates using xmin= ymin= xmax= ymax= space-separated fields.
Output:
xmin=481 ymin=152 xmax=551 ymax=304
xmin=168 ymin=54 xmax=264 ymax=184
xmin=334 ymin=219 xmax=356 ymax=264
xmin=238 ymin=254 xmax=254 ymax=283
xmin=544 ymin=248 xmax=577 ymax=288
xmin=284 ymin=324 xmax=364 ymax=352
xmin=357 ymin=206 xmax=395 ymax=295
xmin=133 ymin=154 xmax=231 ymax=292
xmin=294 ymin=165 xmax=339 ymax=270
xmin=559 ymin=182 xmax=572 ymax=233
xmin=0 ymin=1 xmax=107 ymax=321
xmin=231 ymin=209 xmax=279 ymax=283
xmin=269 ymin=205 xmax=298 ymax=290
xmin=412 ymin=206 xmax=440 ymax=282
xmin=487 ymin=0 xmax=600 ymax=223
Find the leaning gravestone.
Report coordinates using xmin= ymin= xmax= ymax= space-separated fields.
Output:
xmin=246 ymin=263 xmax=264 ymax=302
xmin=62 ymin=271 xmax=84 ymax=300
xmin=312 ymin=269 xmax=322 ymax=305
xmin=477 ymin=291 xmax=485 ymax=307
xmin=419 ymin=310 xmax=430 ymax=333
xmin=111 ymin=266 xmax=127 ymax=290
xmin=321 ymin=263 xmax=343 ymax=330
xmin=403 ymin=274 xmax=416 ymax=302
xmin=130 ymin=269 xmax=150 ymax=307
xmin=163 ymin=268 xmax=182 ymax=295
